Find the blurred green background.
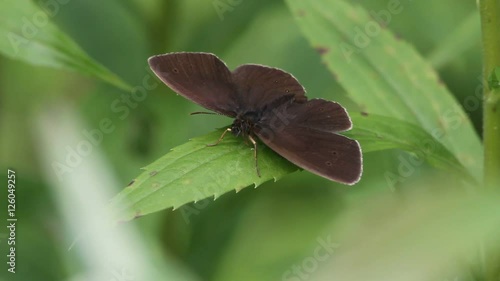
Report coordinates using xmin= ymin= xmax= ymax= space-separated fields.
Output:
xmin=1 ymin=0 xmax=499 ymax=281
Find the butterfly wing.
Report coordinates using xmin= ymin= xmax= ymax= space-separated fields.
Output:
xmin=255 ymin=99 xmax=362 ymax=184
xmin=148 ymin=52 xmax=238 ymax=117
xmin=288 ymin=98 xmax=353 ymax=132
xmin=231 ymin=64 xmax=307 ymax=113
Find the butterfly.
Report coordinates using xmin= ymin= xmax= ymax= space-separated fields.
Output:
xmin=148 ymin=52 xmax=362 ymax=184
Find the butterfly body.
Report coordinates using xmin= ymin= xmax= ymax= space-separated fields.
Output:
xmin=148 ymin=52 xmax=363 ymax=185
xmin=231 ymin=112 xmax=259 ymax=137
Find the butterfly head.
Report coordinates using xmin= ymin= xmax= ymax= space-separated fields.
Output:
xmin=231 ymin=111 xmax=261 ymax=137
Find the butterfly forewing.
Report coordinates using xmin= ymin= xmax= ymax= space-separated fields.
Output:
xmin=148 ymin=52 xmax=238 ymax=117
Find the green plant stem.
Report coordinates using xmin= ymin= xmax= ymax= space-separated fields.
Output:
xmin=479 ymin=0 xmax=500 ymax=189
xmin=479 ymin=2 xmax=500 ymax=280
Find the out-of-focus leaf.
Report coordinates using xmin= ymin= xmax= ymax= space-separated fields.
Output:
xmin=309 ymin=188 xmax=500 ymax=281
xmin=427 ymin=12 xmax=480 ymax=69
xmin=286 ymin=0 xmax=482 ymax=181
xmin=0 ymin=0 xmax=132 ymax=91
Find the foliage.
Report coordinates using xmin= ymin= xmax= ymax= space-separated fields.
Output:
xmin=1 ymin=0 xmax=498 ymax=281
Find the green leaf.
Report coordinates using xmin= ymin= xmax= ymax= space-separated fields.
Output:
xmin=345 ymin=113 xmax=474 ymax=183
xmin=427 ymin=12 xmax=480 ymax=69
xmin=286 ymin=0 xmax=482 ymax=182
xmin=0 ymin=0 xmax=132 ymax=91
xmin=306 ymin=188 xmax=500 ymax=281
xmin=109 ymin=129 xmax=298 ymax=222
xmin=110 ymin=113 xmax=474 ymax=222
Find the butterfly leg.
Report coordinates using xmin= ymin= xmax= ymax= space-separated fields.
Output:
xmin=207 ymin=128 xmax=231 ymax=147
xmin=248 ymin=135 xmax=261 ymax=177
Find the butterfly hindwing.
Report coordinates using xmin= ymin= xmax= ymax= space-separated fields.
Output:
xmin=255 ymin=99 xmax=362 ymax=184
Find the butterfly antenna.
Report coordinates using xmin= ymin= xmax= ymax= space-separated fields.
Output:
xmin=190 ymin=111 xmax=218 ymax=115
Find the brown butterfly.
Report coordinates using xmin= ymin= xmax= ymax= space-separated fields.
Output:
xmin=148 ymin=52 xmax=362 ymax=184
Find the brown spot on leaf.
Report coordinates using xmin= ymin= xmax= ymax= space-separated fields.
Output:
xmin=149 ymin=170 xmax=158 ymax=176
xmin=297 ymin=9 xmax=306 ymax=17
xmin=315 ymin=46 xmax=329 ymax=55
xmin=331 ymin=72 xmax=338 ymax=81
xmin=127 ymin=180 xmax=135 ymax=186
xmin=361 ymin=111 xmax=369 ymax=116
xmin=133 ymin=211 xmax=143 ymax=220
xmin=368 ymin=16 xmax=387 ymax=29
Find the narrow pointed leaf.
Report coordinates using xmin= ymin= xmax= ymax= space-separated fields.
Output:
xmin=0 ymin=0 xmax=132 ymax=91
